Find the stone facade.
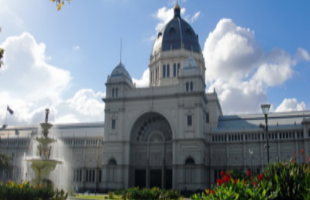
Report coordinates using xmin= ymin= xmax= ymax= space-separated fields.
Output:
xmin=1 ymin=2 xmax=310 ymax=193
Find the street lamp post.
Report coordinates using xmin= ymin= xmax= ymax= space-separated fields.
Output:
xmin=261 ymin=104 xmax=271 ymax=165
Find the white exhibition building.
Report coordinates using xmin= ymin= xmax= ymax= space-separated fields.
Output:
xmin=1 ymin=3 xmax=310 ymax=193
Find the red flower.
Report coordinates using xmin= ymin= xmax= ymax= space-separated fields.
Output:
xmin=234 ymin=179 xmax=238 ymax=184
xmin=243 ymin=180 xmax=246 ymax=185
xmin=253 ymin=182 xmax=257 ymax=187
xmin=222 ymin=175 xmax=227 ymax=182
xmin=210 ymin=190 xmax=214 ymax=194
xmin=216 ymin=179 xmax=223 ymax=185
xmin=301 ymin=149 xmax=305 ymax=154
xmin=258 ymin=174 xmax=264 ymax=181
xmin=247 ymin=170 xmax=251 ymax=177
xmin=220 ymin=171 xmax=225 ymax=176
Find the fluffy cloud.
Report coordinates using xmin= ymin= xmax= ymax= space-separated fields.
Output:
xmin=0 ymin=33 xmax=105 ymax=126
xmin=67 ymin=89 xmax=105 ymax=117
xmin=151 ymin=5 xmax=200 ymax=37
xmin=1 ymin=33 xmax=71 ymax=104
xmin=275 ymin=98 xmax=307 ymax=112
xmin=204 ymin=19 xmax=309 ymax=114
xmin=153 ymin=6 xmax=186 ymax=32
xmin=132 ymin=69 xmax=149 ymax=88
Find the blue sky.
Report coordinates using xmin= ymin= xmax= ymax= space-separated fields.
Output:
xmin=0 ymin=0 xmax=309 ymax=125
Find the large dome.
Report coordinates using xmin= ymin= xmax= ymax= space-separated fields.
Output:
xmin=152 ymin=3 xmax=201 ymax=56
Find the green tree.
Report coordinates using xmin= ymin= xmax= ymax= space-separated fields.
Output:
xmin=0 ymin=153 xmax=12 ymax=170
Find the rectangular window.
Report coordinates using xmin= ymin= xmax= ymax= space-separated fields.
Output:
xmin=214 ymin=169 xmax=218 ymax=183
xmin=163 ymin=65 xmax=166 ymax=78
xmin=187 ymin=115 xmax=192 ymax=126
xmin=206 ymin=113 xmax=209 ymax=123
xmin=173 ymin=64 xmax=176 ymax=77
xmin=167 ymin=64 xmax=170 ymax=77
xmin=112 ymin=119 xmax=116 ymax=130
xmin=99 ymin=170 xmax=102 ymax=182
xmin=177 ymin=63 xmax=180 ymax=76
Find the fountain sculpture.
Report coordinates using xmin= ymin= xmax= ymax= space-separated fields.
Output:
xmin=25 ymin=108 xmax=63 ymax=188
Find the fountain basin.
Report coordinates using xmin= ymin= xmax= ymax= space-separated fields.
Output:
xmin=25 ymin=158 xmax=63 ymax=186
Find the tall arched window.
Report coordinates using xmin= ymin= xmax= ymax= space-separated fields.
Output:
xmin=108 ymin=158 xmax=117 ymax=182
xmin=112 ymin=88 xmax=115 ymax=97
xmin=108 ymin=159 xmax=117 ymax=165
xmin=173 ymin=64 xmax=177 ymax=77
xmin=185 ymin=158 xmax=195 ymax=165
xmin=186 ymin=82 xmax=189 ymax=91
xmin=163 ymin=65 xmax=166 ymax=78
xmin=167 ymin=64 xmax=170 ymax=77
xmin=190 ymin=82 xmax=193 ymax=91
xmin=115 ymin=88 xmax=118 ymax=97
xmin=185 ymin=157 xmax=195 ymax=183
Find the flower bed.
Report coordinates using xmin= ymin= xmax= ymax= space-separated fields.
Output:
xmin=191 ymin=161 xmax=310 ymax=200
xmin=0 ymin=180 xmax=68 ymax=200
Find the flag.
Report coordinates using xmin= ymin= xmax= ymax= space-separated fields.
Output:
xmin=7 ymin=105 xmax=14 ymax=115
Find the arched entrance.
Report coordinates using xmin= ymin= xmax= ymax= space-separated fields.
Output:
xmin=130 ymin=112 xmax=173 ymax=189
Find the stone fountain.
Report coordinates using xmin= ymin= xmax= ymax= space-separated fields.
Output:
xmin=25 ymin=108 xmax=62 ymax=188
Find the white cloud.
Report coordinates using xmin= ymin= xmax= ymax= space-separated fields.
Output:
xmin=275 ymin=98 xmax=307 ymax=112
xmin=153 ymin=7 xmax=186 ymax=32
xmin=204 ymin=18 xmax=309 ymax=114
xmin=151 ymin=5 xmax=200 ymax=39
xmin=67 ymin=89 xmax=105 ymax=117
xmin=1 ymin=33 xmax=71 ymax=104
xmin=295 ymin=48 xmax=310 ymax=61
xmin=190 ymin=11 xmax=200 ymax=23
xmin=0 ymin=33 xmax=105 ymax=126
xmin=132 ymin=69 xmax=149 ymax=88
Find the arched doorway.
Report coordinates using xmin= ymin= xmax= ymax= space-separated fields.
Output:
xmin=130 ymin=112 xmax=173 ymax=189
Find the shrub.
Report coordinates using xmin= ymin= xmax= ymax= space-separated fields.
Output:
xmin=263 ymin=160 xmax=310 ymax=200
xmin=0 ymin=180 xmax=67 ymax=200
xmin=108 ymin=191 xmax=114 ymax=199
xmin=191 ymin=171 xmax=278 ymax=200
xmin=113 ymin=189 xmax=123 ymax=195
xmin=125 ymin=187 xmax=181 ymax=200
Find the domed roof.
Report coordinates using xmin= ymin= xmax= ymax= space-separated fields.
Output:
xmin=152 ymin=3 xmax=201 ymax=56
xmin=110 ymin=62 xmax=133 ymax=84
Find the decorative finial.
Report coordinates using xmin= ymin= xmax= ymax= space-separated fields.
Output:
xmin=174 ymin=0 xmax=181 ymax=18
xmin=174 ymin=0 xmax=180 ymax=9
